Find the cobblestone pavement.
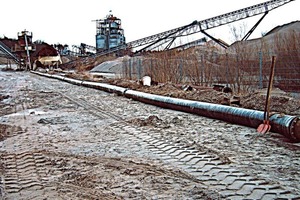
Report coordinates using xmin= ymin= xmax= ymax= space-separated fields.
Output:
xmin=0 ymin=71 xmax=299 ymax=199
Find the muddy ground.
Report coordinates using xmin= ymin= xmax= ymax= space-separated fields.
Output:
xmin=0 ymin=69 xmax=300 ymax=199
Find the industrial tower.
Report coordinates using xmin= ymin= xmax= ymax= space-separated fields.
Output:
xmin=94 ymin=11 xmax=126 ymax=53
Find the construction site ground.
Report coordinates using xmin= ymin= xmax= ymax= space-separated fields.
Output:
xmin=1 ymin=69 xmax=300 ymax=199
xmin=67 ymin=71 xmax=300 ymax=116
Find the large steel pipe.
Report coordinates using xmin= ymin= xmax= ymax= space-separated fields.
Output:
xmin=124 ymin=90 xmax=300 ymax=142
xmin=82 ymin=81 xmax=127 ymax=96
xmin=30 ymin=71 xmax=300 ymax=142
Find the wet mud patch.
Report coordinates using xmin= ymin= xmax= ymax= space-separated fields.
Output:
xmin=126 ymin=115 xmax=185 ymax=129
xmin=0 ymin=94 xmax=10 ymax=101
xmin=47 ymin=152 xmax=218 ymax=199
xmin=127 ymin=115 xmax=169 ymax=128
xmin=0 ymin=124 xmax=24 ymax=141
xmin=37 ymin=117 xmax=68 ymax=125
xmin=0 ymin=93 xmax=14 ymax=116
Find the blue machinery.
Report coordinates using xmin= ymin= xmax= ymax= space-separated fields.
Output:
xmin=31 ymin=71 xmax=300 ymax=142
xmin=93 ymin=11 xmax=126 ymax=53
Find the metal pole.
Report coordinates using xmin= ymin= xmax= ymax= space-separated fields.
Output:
xmin=226 ymin=53 xmax=229 ymax=87
xmin=200 ymin=55 xmax=204 ymax=85
xmin=129 ymin=58 xmax=132 ymax=80
xmin=138 ymin=58 xmax=142 ymax=79
xmin=24 ymin=33 xmax=32 ymax=70
xmin=236 ymin=55 xmax=240 ymax=93
xmin=179 ymin=60 xmax=183 ymax=83
xmin=259 ymin=51 xmax=263 ymax=89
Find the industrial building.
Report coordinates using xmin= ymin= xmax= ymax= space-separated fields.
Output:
xmin=94 ymin=11 xmax=126 ymax=52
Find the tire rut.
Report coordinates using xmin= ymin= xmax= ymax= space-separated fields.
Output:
xmin=43 ymin=79 xmax=300 ymax=199
xmin=116 ymin=123 xmax=300 ymax=199
xmin=2 ymin=73 xmax=299 ymax=199
xmin=0 ymin=151 xmax=55 ymax=199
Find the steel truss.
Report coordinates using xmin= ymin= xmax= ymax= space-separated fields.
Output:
xmin=95 ymin=0 xmax=295 ymax=56
xmin=0 ymin=41 xmax=19 ymax=63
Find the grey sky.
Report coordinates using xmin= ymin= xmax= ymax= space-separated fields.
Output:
xmin=1 ymin=0 xmax=299 ymax=47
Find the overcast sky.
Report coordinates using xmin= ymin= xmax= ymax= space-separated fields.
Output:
xmin=1 ymin=0 xmax=299 ymax=47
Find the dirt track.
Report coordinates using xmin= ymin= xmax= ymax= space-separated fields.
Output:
xmin=1 ymin=70 xmax=300 ymax=199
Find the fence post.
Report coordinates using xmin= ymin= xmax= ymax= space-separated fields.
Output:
xmin=139 ymin=58 xmax=143 ymax=79
xmin=129 ymin=58 xmax=132 ymax=80
xmin=150 ymin=58 xmax=153 ymax=76
xmin=259 ymin=51 xmax=263 ymax=89
xmin=235 ymin=55 xmax=240 ymax=93
xmin=179 ymin=59 xmax=183 ymax=83
xmin=226 ymin=53 xmax=229 ymax=87
xmin=122 ymin=59 xmax=126 ymax=78
xmin=201 ymin=55 xmax=204 ymax=85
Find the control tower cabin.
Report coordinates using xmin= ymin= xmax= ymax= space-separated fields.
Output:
xmin=95 ymin=12 xmax=126 ymax=53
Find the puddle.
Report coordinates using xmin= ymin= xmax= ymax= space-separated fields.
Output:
xmin=6 ymin=109 xmax=48 ymax=117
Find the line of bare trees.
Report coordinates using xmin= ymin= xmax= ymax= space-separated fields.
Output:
xmin=122 ymin=30 xmax=300 ymax=94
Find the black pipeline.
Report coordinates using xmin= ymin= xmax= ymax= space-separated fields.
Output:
xmin=31 ymin=71 xmax=300 ymax=142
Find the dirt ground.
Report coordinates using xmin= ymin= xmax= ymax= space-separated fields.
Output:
xmin=1 ymin=69 xmax=300 ymax=199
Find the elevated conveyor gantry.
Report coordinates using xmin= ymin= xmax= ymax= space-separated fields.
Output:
xmin=0 ymin=41 xmax=19 ymax=63
xmin=96 ymin=0 xmax=295 ymax=56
